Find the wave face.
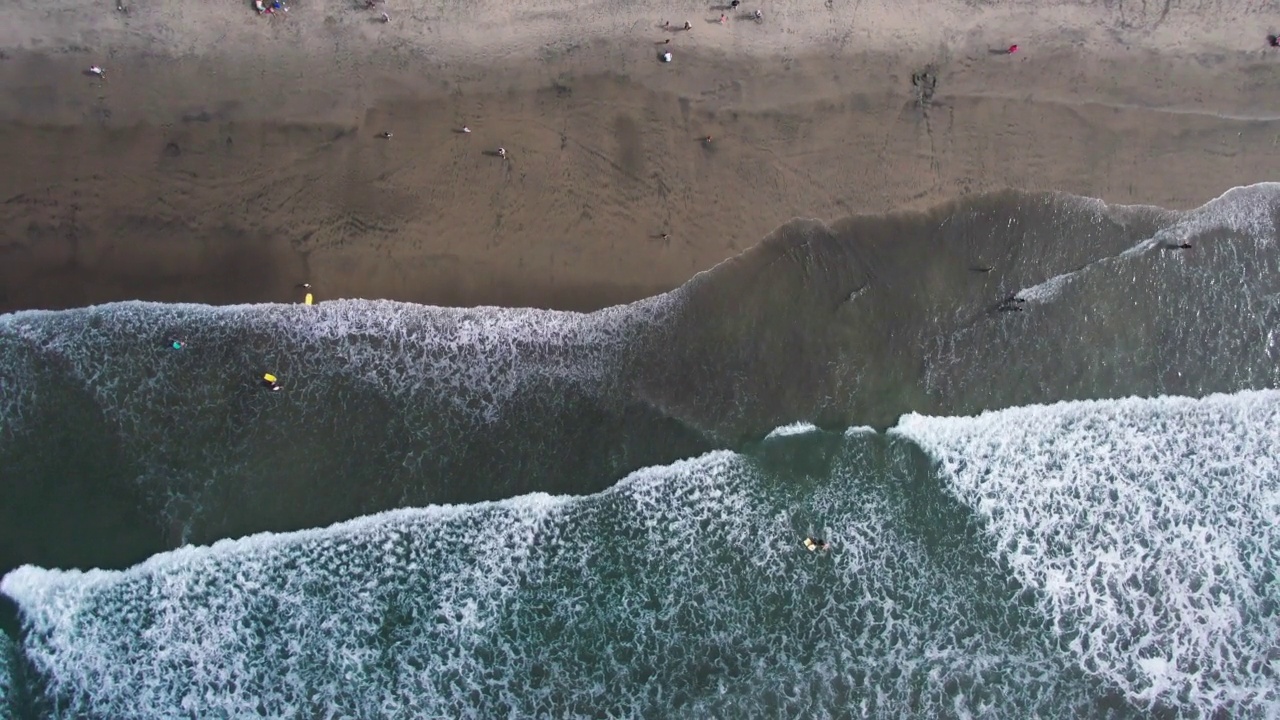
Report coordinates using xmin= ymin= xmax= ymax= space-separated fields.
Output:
xmin=5 ymin=390 xmax=1277 ymax=718
xmin=1 ymin=184 xmax=1278 ymax=586
xmin=645 ymin=185 xmax=1279 ymax=436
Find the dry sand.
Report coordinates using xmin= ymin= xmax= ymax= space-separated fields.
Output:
xmin=1 ymin=0 xmax=1279 ymax=311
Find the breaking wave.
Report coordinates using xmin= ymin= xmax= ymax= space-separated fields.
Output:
xmin=5 ymin=390 xmax=1277 ymax=718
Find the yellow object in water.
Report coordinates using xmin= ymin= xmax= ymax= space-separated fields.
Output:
xmin=263 ymin=373 xmax=277 ymax=383
xmin=304 ymin=293 xmax=314 ymax=305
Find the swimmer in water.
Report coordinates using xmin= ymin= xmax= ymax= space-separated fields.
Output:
xmin=803 ymin=537 xmax=829 ymax=552
xmin=261 ymin=373 xmax=283 ymax=392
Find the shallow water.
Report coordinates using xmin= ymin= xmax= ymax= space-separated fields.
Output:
xmin=2 ymin=185 xmax=1279 ymax=717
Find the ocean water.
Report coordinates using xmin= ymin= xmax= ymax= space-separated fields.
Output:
xmin=4 ymin=391 xmax=1278 ymax=718
xmin=2 ymin=185 xmax=1279 ymax=717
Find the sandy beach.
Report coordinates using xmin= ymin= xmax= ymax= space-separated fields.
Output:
xmin=1 ymin=0 xmax=1279 ymax=311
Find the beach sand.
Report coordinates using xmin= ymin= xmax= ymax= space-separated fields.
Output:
xmin=1 ymin=0 xmax=1279 ymax=311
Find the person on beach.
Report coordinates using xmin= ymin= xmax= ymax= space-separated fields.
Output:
xmin=1268 ymin=34 xmax=1279 ymax=48
xmin=1006 ymin=44 xmax=1019 ymax=54
xmin=803 ymin=537 xmax=829 ymax=552
xmin=752 ymin=10 xmax=762 ymax=20
xmin=381 ymin=11 xmax=390 ymax=22
xmin=497 ymin=147 xmax=507 ymax=158
xmin=703 ymin=135 xmax=713 ymax=144
xmin=719 ymin=13 xmax=728 ymax=24
xmin=379 ymin=131 xmax=393 ymax=139
xmin=731 ymin=0 xmax=740 ymax=7
xmin=88 ymin=65 xmax=105 ymax=77
xmin=461 ymin=126 xmax=471 ymax=133
xmin=683 ymin=21 xmax=692 ymax=30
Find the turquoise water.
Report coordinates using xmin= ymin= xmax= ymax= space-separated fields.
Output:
xmin=2 ymin=186 xmax=1280 ymax=717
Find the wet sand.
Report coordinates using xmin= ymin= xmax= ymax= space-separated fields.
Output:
xmin=1 ymin=0 xmax=1279 ymax=311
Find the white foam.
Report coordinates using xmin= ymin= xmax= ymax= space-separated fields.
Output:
xmin=0 ymin=297 xmax=664 ymax=427
xmin=895 ymin=389 xmax=1280 ymax=717
xmin=1 ymin=441 xmax=1094 ymax=717
xmin=763 ymin=422 xmax=819 ymax=439
xmin=0 ymin=631 xmax=11 ymax=718
xmin=842 ymin=425 xmax=877 ymax=437
xmin=0 ymin=296 xmax=680 ymax=535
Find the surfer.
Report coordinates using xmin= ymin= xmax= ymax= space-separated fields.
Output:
xmin=803 ymin=537 xmax=829 ymax=552
xmin=996 ymin=294 xmax=1025 ymax=312
xmin=261 ymin=373 xmax=283 ymax=392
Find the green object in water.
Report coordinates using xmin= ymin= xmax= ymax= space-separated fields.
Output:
xmin=171 ymin=341 xmax=184 ymax=350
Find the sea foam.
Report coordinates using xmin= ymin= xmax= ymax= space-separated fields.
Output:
xmin=896 ymin=389 xmax=1280 ymax=717
xmin=2 ymin=439 xmax=1100 ymax=718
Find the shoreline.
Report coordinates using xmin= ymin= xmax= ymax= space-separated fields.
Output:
xmin=3 ymin=0 xmax=1280 ymax=312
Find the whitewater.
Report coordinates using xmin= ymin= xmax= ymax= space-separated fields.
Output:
xmin=2 ymin=185 xmax=1280 ymax=718
xmin=3 ymin=390 xmax=1277 ymax=718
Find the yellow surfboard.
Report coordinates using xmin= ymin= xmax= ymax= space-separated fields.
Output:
xmin=304 ymin=293 xmax=314 ymax=305
xmin=263 ymin=373 xmax=277 ymax=383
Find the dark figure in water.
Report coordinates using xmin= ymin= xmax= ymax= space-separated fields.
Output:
xmin=1163 ymin=242 xmax=1194 ymax=250
xmin=803 ymin=537 xmax=829 ymax=552
xmin=996 ymin=294 xmax=1025 ymax=312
